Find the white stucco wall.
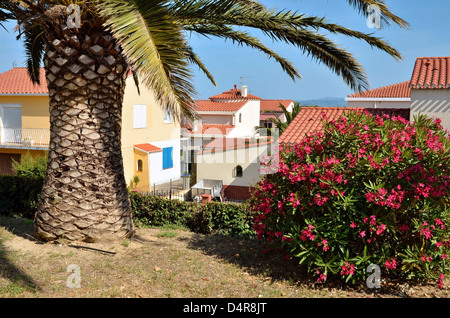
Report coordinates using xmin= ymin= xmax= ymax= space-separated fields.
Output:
xmin=196 ymin=142 xmax=271 ymax=187
xmin=410 ymin=89 xmax=450 ymax=131
xmin=346 ymin=99 xmax=411 ymax=109
xmin=199 ymin=114 xmax=233 ymax=125
xmin=148 ymin=138 xmax=181 ymax=185
xmin=227 ymin=100 xmax=260 ymax=138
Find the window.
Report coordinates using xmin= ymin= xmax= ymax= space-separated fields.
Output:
xmin=239 ymin=113 xmax=242 ymax=123
xmin=137 ymin=159 xmax=143 ymax=171
xmin=162 ymin=147 xmax=173 ymax=169
xmin=164 ymin=108 xmax=173 ymax=123
xmin=234 ymin=165 xmax=243 ymax=178
xmin=133 ymin=104 xmax=147 ymax=128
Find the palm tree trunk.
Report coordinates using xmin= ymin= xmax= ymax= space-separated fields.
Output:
xmin=34 ymin=14 xmax=134 ymax=242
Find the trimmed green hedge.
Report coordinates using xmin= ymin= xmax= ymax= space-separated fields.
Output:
xmin=130 ymin=191 xmax=255 ymax=238
xmin=0 ymin=175 xmax=44 ymax=219
xmin=0 ymin=178 xmax=256 ymax=238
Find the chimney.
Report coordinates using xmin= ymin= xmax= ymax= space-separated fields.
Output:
xmin=240 ymin=85 xmax=248 ymax=97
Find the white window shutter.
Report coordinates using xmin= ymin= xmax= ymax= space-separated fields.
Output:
xmin=133 ymin=105 xmax=147 ymax=128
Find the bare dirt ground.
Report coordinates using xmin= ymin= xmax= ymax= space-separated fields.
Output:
xmin=0 ymin=216 xmax=449 ymax=299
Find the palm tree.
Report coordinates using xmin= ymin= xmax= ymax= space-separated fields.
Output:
xmin=0 ymin=0 xmax=408 ymax=242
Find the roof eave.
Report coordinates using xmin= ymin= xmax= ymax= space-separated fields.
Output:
xmin=345 ymin=97 xmax=411 ymax=102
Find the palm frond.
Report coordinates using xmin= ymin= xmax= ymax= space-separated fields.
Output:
xmin=185 ymin=45 xmax=217 ymax=86
xmin=345 ymin=0 xmax=409 ymax=29
xmin=178 ymin=1 xmax=403 ymax=91
xmin=184 ymin=24 xmax=301 ymax=81
xmin=22 ymin=24 xmax=45 ymax=85
xmin=98 ymin=0 xmax=196 ymax=121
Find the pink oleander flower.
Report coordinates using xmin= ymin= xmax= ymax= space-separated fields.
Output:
xmin=385 ymin=258 xmax=397 ymax=270
xmin=322 ymin=239 xmax=329 ymax=252
xmin=438 ymin=274 xmax=445 ymax=289
xmin=420 ymin=227 xmax=433 ymax=240
xmin=376 ymin=224 xmax=386 ymax=235
xmin=359 ymin=231 xmax=366 ymax=238
xmin=350 ymin=221 xmax=357 ymax=228
xmin=340 ymin=262 xmax=356 ymax=276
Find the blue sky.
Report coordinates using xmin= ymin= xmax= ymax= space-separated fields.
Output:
xmin=1 ymin=1 xmax=449 ymax=102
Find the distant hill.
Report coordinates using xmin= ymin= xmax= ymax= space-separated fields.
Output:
xmin=298 ymin=97 xmax=347 ymax=107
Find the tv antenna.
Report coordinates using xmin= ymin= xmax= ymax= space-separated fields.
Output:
xmin=239 ymin=75 xmax=250 ymax=86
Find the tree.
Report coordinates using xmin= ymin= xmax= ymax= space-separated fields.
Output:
xmin=0 ymin=0 xmax=408 ymax=242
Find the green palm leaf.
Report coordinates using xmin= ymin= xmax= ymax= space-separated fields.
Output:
xmin=98 ymin=0 xmax=196 ymax=120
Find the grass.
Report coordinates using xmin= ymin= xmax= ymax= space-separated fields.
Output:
xmin=0 ymin=216 xmax=449 ymax=298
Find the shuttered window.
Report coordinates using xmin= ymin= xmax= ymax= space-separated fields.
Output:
xmin=133 ymin=104 xmax=147 ymax=128
xmin=162 ymin=147 xmax=173 ymax=170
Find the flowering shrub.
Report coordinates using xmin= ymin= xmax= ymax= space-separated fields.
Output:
xmin=251 ymin=110 xmax=450 ymax=287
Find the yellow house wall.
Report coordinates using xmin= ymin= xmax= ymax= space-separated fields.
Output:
xmin=0 ymin=96 xmax=50 ymax=129
xmin=0 ymin=148 xmax=46 ymax=158
xmin=121 ymin=76 xmax=180 ymax=189
xmin=132 ymin=148 xmax=150 ymax=192
xmin=0 ymin=77 xmax=180 ymax=190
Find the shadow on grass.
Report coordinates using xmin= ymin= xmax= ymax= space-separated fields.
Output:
xmin=183 ymin=232 xmax=314 ymax=285
xmin=0 ymin=216 xmax=41 ymax=295
xmin=183 ymin=232 xmax=423 ymax=298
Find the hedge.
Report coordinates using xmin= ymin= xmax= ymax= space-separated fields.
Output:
xmin=129 ymin=191 xmax=255 ymax=238
xmin=0 ymin=178 xmax=256 ymax=239
xmin=0 ymin=175 xmax=44 ymax=219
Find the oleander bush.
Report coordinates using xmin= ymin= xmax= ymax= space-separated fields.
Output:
xmin=251 ymin=110 xmax=450 ymax=287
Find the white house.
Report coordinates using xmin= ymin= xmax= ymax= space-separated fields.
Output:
xmin=346 ymin=56 xmax=450 ymax=132
xmin=346 ymin=80 xmax=411 ymax=109
xmin=181 ymin=84 xmax=292 ymax=200
xmin=410 ymin=57 xmax=450 ymax=131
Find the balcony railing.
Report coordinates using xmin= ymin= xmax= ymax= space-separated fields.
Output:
xmin=0 ymin=128 xmax=50 ymax=147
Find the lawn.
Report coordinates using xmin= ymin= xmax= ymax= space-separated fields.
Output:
xmin=0 ymin=216 xmax=448 ymax=299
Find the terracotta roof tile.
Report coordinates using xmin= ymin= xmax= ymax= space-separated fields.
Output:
xmin=279 ymin=107 xmax=410 ymax=145
xmin=410 ymin=57 xmax=450 ymax=89
xmin=194 ymin=100 xmax=247 ymax=112
xmin=134 ymin=143 xmax=163 ymax=153
xmin=0 ymin=67 xmax=48 ymax=95
xmin=209 ymin=85 xmax=262 ymax=100
xmin=347 ymin=81 xmax=411 ymax=98
xmin=260 ymin=99 xmax=293 ymax=112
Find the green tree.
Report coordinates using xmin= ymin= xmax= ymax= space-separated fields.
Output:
xmin=0 ymin=0 xmax=408 ymax=242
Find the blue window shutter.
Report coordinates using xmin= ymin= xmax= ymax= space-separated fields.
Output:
xmin=162 ymin=147 xmax=173 ymax=169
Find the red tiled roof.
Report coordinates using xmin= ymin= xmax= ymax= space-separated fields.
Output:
xmin=134 ymin=143 xmax=162 ymax=153
xmin=347 ymin=81 xmax=411 ymax=98
xmin=209 ymin=85 xmax=262 ymax=100
xmin=188 ymin=124 xmax=235 ymax=136
xmin=410 ymin=57 xmax=450 ymax=89
xmin=279 ymin=107 xmax=410 ymax=145
xmin=260 ymin=99 xmax=293 ymax=112
xmin=194 ymin=100 xmax=247 ymax=112
xmin=0 ymin=67 xmax=48 ymax=95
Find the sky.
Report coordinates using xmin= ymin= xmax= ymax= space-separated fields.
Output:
xmin=0 ymin=0 xmax=449 ymax=102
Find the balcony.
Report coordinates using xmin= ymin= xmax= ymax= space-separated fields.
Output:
xmin=0 ymin=128 xmax=50 ymax=149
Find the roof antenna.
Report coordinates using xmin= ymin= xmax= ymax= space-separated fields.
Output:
xmin=12 ymin=61 xmax=17 ymax=68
